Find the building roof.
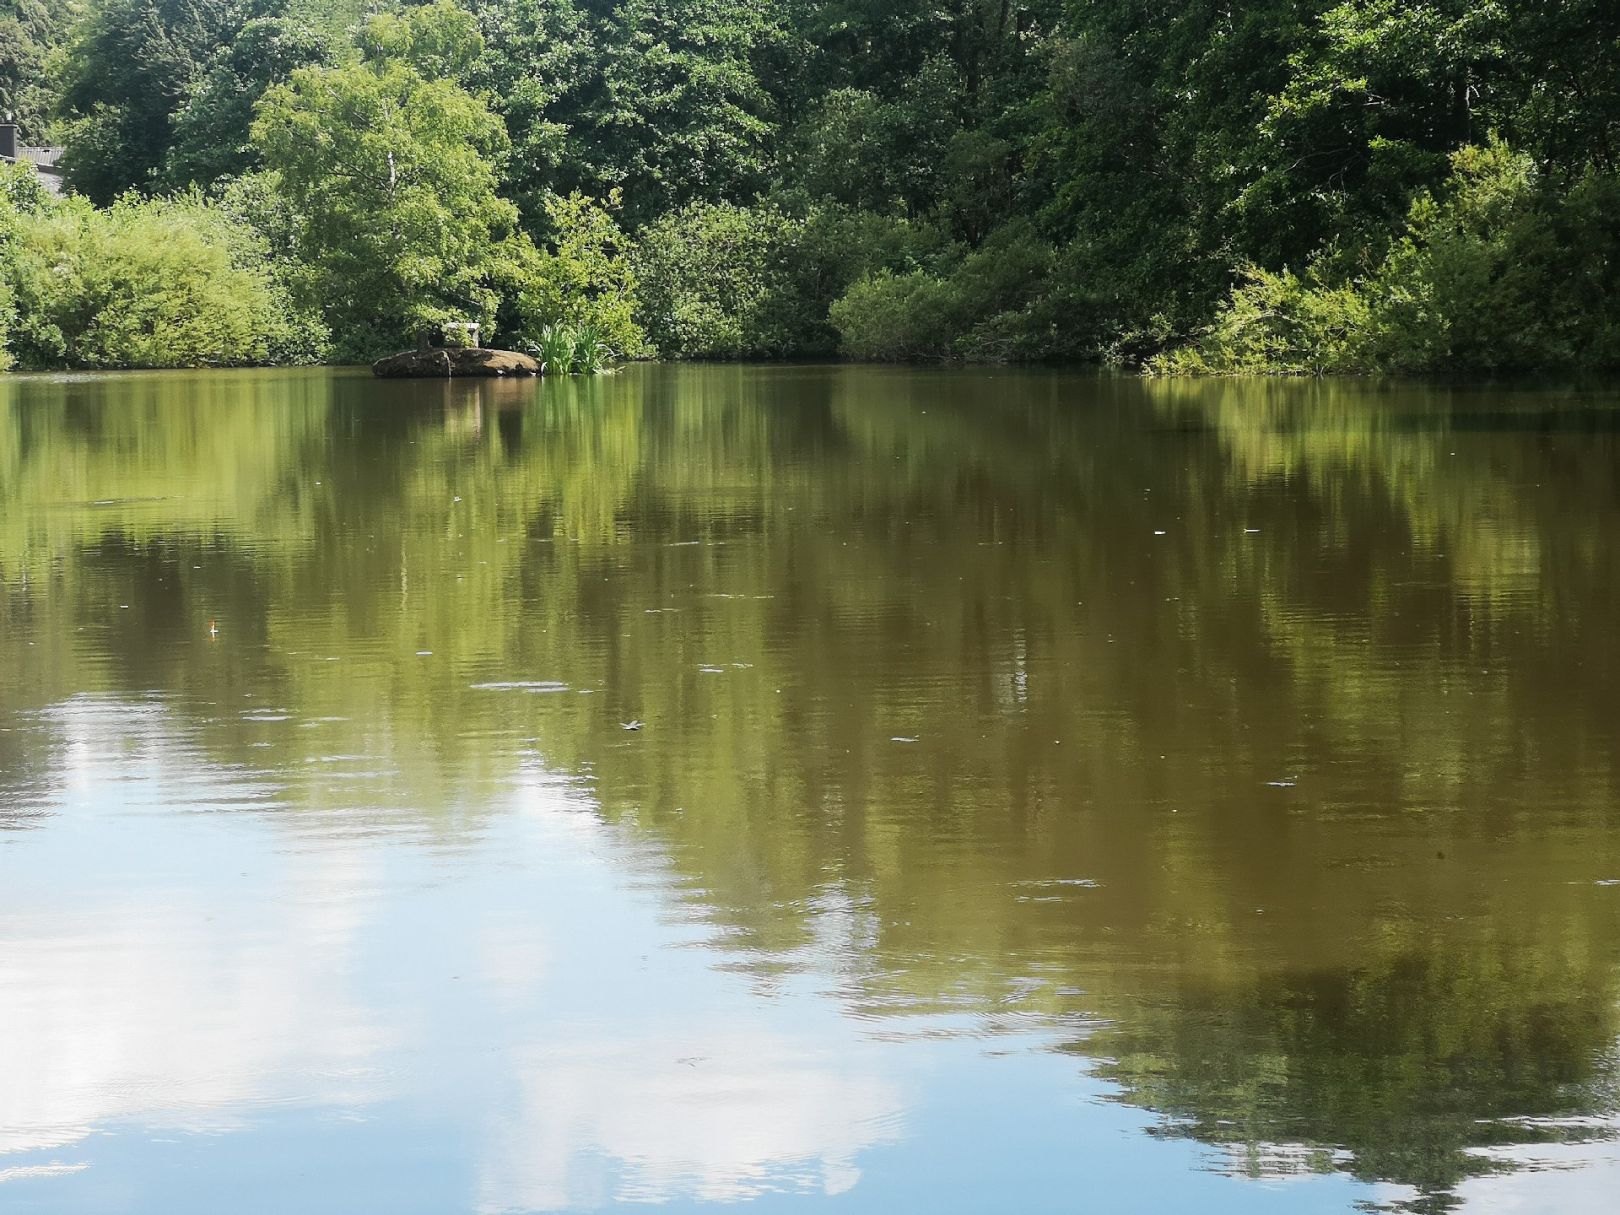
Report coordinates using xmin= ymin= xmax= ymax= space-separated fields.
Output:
xmin=1 ymin=145 xmax=67 ymax=195
xmin=17 ymin=145 xmax=64 ymax=170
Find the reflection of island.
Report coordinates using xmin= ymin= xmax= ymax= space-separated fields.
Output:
xmin=4 ymin=365 xmax=1620 ymax=1211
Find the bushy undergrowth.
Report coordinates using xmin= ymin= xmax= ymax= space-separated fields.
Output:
xmin=507 ymin=191 xmax=647 ymax=362
xmin=1156 ymin=142 xmax=1620 ymax=377
xmin=0 ymin=169 xmax=27 ymax=372
xmin=0 ymin=163 xmax=325 ymax=370
xmin=829 ymin=220 xmax=1056 ymax=362
xmin=633 ymin=202 xmax=933 ymax=359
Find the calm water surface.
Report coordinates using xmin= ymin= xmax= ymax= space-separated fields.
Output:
xmin=2 ymin=365 xmax=1619 ymax=1214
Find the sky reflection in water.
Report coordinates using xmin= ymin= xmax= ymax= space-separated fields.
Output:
xmin=1 ymin=365 xmax=1619 ymax=1213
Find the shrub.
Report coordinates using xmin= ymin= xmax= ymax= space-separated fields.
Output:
xmin=1151 ymin=265 xmax=1375 ymax=375
xmin=633 ymin=202 xmax=799 ymax=359
xmin=829 ymin=270 xmax=958 ymax=361
xmin=1157 ymin=139 xmax=1620 ymax=376
xmin=0 ymin=163 xmax=61 ymax=371
xmin=508 ymin=191 xmax=647 ymax=360
xmin=2 ymin=186 xmax=326 ymax=371
xmin=1366 ymin=141 xmax=1620 ymax=373
xmin=216 ymin=171 xmax=331 ymax=363
xmin=780 ymin=206 xmax=940 ymax=355
xmin=634 ymin=201 xmax=935 ymax=359
xmin=830 ymin=220 xmax=1056 ymax=361
xmin=0 ymin=269 xmax=13 ymax=372
xmin=0 ymin=172 xmax=24 ymax=370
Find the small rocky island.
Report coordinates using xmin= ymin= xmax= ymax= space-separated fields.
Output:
xmin=372 ymin=346 xmax=540 ymax=378
xmin=372 ymin=323 xmax=540 ymax=378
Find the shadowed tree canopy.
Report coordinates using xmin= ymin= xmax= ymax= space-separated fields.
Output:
xmin=0 ymin=0 xmax=64 ymax=140
xmin=467 ymin=0 xmax=792 ymax=230
xmin=56 ymin=0 xmax=261 ymax=202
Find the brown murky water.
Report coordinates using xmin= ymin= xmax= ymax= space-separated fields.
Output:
xmin=1 ymin=364 xmax=1618 ymax=1213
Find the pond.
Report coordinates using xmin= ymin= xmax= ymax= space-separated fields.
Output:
xmin=2 ymin=364 xmax=1618 ymax=1214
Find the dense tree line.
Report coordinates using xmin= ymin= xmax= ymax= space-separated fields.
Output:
xmin=3 ymin=0 xmax=1620 ymax=372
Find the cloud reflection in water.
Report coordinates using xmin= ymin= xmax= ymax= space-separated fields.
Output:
xmin=0 ymin=702 xmax=904 ymax=1209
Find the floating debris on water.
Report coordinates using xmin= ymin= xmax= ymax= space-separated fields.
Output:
xmin=470 ymin=681 xmax=568 ymax=693
xmin=621 ymin=720 xmax=644 ymax=731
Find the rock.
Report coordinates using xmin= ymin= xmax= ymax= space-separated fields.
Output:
xmin=372 ymin=347 xmax=540 ymax=378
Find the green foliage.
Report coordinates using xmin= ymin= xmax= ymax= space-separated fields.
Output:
xmin=1246 ymin=1 xmax=1620 ymax=259
xmin=469 ymin=0 xmax=788 ymax=229
xmin=0 ymin=166 xmax=24 ymax=369
xmin=531 ymin=322 xmax=579 ymax=374
xmin=26 ymin=0 xmax=1620 ymax=372
xmin=56 ymin=0 xmax=264 ymax=202
xmin=51 ymin=1 xmax=376 ymax=199
xmin=829 ymin=270 xmax=955 ymax=362
xmin=0 ymin=0 xmax=64 ymax=141
xmin=162 ymin=15 xmax=332 ymax=190
xmin=635 ymin=201 xmax=930 ymax=358
xmin=1151 ymin=265 xmax=1375 ymax=376
xmin=214 ymin=169 xmax=325 ymax=325
xmin=527 ymin=320 xmax=610 ymax=374
xmin=830 ymin=220 xmax=1055 ymax=361
xmin=790 ymin=206 xmax=941 ymax=349
xmin=507 ymin=190 xmax=647 ymax=360
xmin=1365 ymin=142 xmax=1620 ymax=373
xmin=0 ymin=286 xmax=11 ymax=372
xmin=359 ymin=0 xmax=483 ymax=79
xmin=1160 ymin=140 xmax=1620 ymax=376
xmin=0 ymin=183 xmax=324 ymax=370
xmin=633 ymin=202 xmax=798 ymax=359
xmin=251 ymin=2 xmax=522 ymax=358
xmin=568 ymin=323 xmax=608 ymax=373
xmin=792 ymin=58 xmax=961 ymax=216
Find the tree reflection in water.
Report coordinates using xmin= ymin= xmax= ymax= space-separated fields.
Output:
xmin=2 ymin=365 xmax=1619 ymax=1212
